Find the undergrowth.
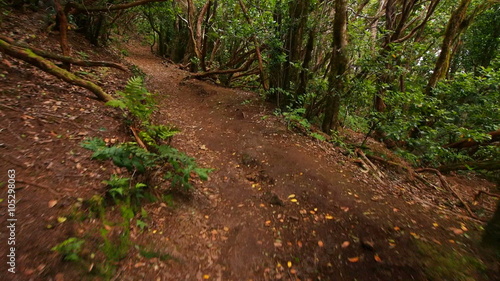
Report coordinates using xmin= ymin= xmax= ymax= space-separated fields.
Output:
xmin=52 ymin=76 xmax=211 ymax=279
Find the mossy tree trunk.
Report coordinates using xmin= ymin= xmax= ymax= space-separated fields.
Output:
xmin=0 ymin=39 xmax=113 ymax=102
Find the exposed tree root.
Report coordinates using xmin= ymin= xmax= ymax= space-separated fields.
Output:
xmin=414 ymin=168 xmax=486 ymax=221
xmin=475 ymin=190 xmax=500 ymax=201
xmin=358 ymin=150 xmax=488 ymax=222
xmin=0 ymin=35 xmax=128 ymax=71
xmin=0 ymin=39 xmax=113 ymax=102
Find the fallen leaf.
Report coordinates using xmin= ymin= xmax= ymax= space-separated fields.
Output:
xmin=318 ymin=240 xmax=324 ymax=247
xmin=290 ymin=268 xmax=297 ymax=274
xmin=348 ymin=257 xmax=359 ymax=263
xmin=203 ymin=274 xmax=210 ymax=280
xmin=134 ymin=262 xmax=146 ymax=268
xmin=449 ymin=227 xmax=463 ymax=235
xmin=394 ymin=226 xmax=401 ymax=231
xmin=374 ymin=254 xmax=382 ymax=263
xmin=57 ymin=217 xmax=67 ymax=223
xmin=48 ymin=200 xmax=57 ymax=208
xmin=433 ymin=222 xmax=439 ymax=227
xmin=341 ymin=207 xmax=349 ymax=212
xmin=290 ymin=198 xmax=298 ymax=203
xmin=325 ymin=214 xmax=334 ymax=220
xmin=288 ymin=194 xmax=296 ymax=199
xmin=341 ymin=241 xmax=350 ymax=248
xmin=265 ymin=220 xmax=272 ymax=227
xmin=287 ymin=261 xmax=292 ymax=268
xmin=297 ymin=241 xmax=303 ymax=248
xmin=460 ymin=223 xmax=468 ymax=231
xmin=410 ymin=232 xmax=420 ymax=239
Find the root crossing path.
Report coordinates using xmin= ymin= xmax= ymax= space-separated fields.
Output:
xmin=125 ymin=46 xmax=436 ymax=281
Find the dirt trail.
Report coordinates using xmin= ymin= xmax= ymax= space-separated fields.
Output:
xmin=124 ymin=45 xmax=483 ymax=281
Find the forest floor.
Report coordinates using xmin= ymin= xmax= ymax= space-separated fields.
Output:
xmin=0 ymin=10 xmax=499 ymax=281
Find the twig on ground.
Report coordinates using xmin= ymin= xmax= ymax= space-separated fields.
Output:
xmin=415 ymin=168 xmax=485 ymax=221
xmin=475 ymin=190 xmax=500 ymax=201
xmin=16 ymin=179 xmax=61 ymax=196
xmin=130 ymin=126 xmax=148 ymax=150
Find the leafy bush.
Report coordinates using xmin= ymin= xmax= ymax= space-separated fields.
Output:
xmin=81 ymin=138 xmax=156 ymax=173
xmin=81 ymin=138 xmax=211 ymax=190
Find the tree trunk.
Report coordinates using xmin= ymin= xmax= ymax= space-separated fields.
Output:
xmin=53 ymin=0 xmax=71 ymax=70
xmin=321 ymin=0 xmax=348 ymax=132
xmin=426 ymin=0 xmax=472 ymax=94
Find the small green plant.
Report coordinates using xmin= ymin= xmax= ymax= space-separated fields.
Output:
xmin=82 ymin=139 xmax=211 ymax=190
xmin=106 ymin=76 xmax=155 ymax=122
xmin=282 ymin=108 xmax=311 ymax=130
xmin=76 ymin=51 xmax=89 ymax=60
xmin=120 ymin=49 xmax=129 ymax=57
xmin=81 ymin=138 xmax=156 ymax=173
xmin=309 ymin=132 xmax=326 ymax=141
xmin=139 ymin=124 xmax=180 ymax=146
xmin=102 ymin=175 xmax=148 ymax=204
xmin=52 ymin=237 xmax=85 ymax=261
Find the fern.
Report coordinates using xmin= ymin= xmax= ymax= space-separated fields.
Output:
xmin=107 ymin=77 xmax=155 ymax=122
xmin=81 ymin=138 xmax=156 ymax=172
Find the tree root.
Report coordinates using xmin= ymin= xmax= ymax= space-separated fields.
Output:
xmin=0 ymin=39 xmax=114 ymax=102
xmin=415 ymin=168 xmax=487 ymax=222
xmin=357 ymin=150 xmax=488 ymax=222
xmin=355 ymin=149 xmax=385 ymax=184
xmin=475 ymin=190 xmax=500 ymax=201
xmin=0 ymin=35 xmax=128 ymax=71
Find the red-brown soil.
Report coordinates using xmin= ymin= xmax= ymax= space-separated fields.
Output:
xmin=1 ymin=11 xmax=499 ymax=281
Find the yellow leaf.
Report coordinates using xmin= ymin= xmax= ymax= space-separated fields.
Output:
xmin=410 ymin=232 xmax=420 ymax=239
xmin=203 ymin=274 xmax=210 ymax=279
xmin=348 ymin=257 xmax=359 ymax=263
xmin=287 ymin=261 xmax=292 ymax=268
xmin=433 ymin=222 xmax=439 ymax=227
xmin=57 ymin=217 xmax=67 ymax=223
xmin=290 ymin=198 xmax=298 ymax=203
xmin=288 ymin=194 xmax=296 ymax=199
xmin=325 ymin=214 xmax=334 ymax=220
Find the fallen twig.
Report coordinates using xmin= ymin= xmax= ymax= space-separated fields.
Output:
xmin=16 ymin=179 xmax=61 ymax=196
xmin=474 ymin=190 xmax=500 ymax=201
xmin=130 ymin=126 xmax=148 ymax=150
xmin=355 ymin=149 xmax=384 ymax=184
xmin=415 ymin=168 xmax=485 ymax=221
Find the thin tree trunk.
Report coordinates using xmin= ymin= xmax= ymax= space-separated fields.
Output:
xmin=54 ymin=0 xmax=70 ymax=70
xmin=321 ymin=0 xmax=348 ymax=132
